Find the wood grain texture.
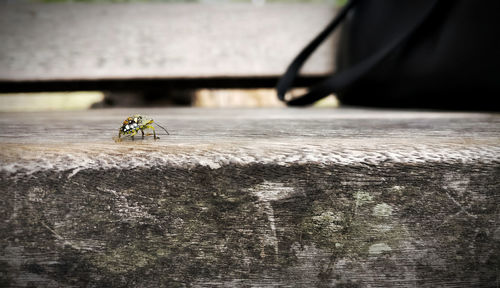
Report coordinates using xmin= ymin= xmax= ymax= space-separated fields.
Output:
xmin=0 ymin=3 xmax=336 ymax=81
xmin=0 ymin=108 xmax=499 ymax=287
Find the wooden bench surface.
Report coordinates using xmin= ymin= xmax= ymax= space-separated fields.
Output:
xmin=0 ymin=3 xmax=336 ymax=82
xmin=1 ymin=108 xmax=499 ymax=287
xmin=1 ymin=108 xmax=499 ymax=170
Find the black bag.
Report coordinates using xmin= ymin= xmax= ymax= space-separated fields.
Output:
xmin=276 ymin=0 xmax=500 ymax=111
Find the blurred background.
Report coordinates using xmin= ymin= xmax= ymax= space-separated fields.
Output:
xmin=0 ymin=0 xmax=345 ymax=111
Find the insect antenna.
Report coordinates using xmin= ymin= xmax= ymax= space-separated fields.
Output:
xmin=155 ymin=122 xmax=170 ymax=135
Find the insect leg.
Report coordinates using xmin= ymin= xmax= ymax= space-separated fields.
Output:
xmin=144 ymin=125 xmax=157 ymax=140
xmin=130 ymin=130 xmax=137 ymax=141
xmin=115 ymin=131 xmax=124 ymax=142
xmin=141 ymin=129 xmax=145 ymax=139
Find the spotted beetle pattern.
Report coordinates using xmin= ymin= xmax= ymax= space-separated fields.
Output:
xmin=117 ymin=114 xmax=160 ymax=141
xmin=121 ymin=115 xmax=143 ymax=134
xmin=116 ymin=114 xmax=169 ymax=141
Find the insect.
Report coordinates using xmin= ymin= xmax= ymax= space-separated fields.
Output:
xmin=117 ymin=114 xmax=169 ymax=141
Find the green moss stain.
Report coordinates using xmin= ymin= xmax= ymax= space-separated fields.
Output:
xmin=93 ymin=245 xmax=158 ymax=274
xmin=298 ymin=188 xmax=407 ymax=260
xmin=304 ymin=211 xmax=347 ymax=247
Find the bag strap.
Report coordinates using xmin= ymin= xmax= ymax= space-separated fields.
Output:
xmin=276 ymin=0 xmax=439 ymax=106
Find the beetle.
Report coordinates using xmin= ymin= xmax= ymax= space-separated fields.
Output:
xmin=117 ymin=114 xmax=169 ymax=141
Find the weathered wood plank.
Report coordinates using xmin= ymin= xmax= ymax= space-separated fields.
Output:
xmin=0 ymin=108 xmax=499 ymax=287
xmin=0 ymin=4 xmax=336 ymax=81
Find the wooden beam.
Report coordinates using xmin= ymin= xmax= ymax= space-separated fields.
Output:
xmin=0 ymin=108 xmax=499 ymax=287
xmin=0 ymin=4 xmax=337 ymax=82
